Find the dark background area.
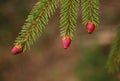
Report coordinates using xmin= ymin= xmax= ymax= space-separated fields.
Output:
xmin=0 ymin=0 xmax=120 ymax=81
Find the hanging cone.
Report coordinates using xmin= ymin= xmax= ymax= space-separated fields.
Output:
xmin=11 ymin=45 xmax=22 ymax=55
xmin=62 ymin=36 xmax=71 ymax=49
xmin=86 ymin=22 xmax=95 ymax=34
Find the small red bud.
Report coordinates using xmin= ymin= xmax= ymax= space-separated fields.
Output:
xmin=11 ymin=45 xmax=22 ymax=55
xmin=62 ymin=36 xmax=71 ymax=49
xmin=86 ymin=22 xmax=95 ymax=34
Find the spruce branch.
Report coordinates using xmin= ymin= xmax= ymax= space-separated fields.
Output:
xmin=11 ymin=0 xmax=101 ymax=54
xmin=106 ymin=26 xmax=120 ymax=73
xmin=60 ymin=0 xmax=80 ymax=39
xmin=14 ymin=0 xmax=59 ymax=51
xmin=81 ymin=0 xmax=100 ymax=26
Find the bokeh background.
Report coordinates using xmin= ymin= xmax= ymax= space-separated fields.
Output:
xmin=0 ymin=0 xmax=120 ymax=81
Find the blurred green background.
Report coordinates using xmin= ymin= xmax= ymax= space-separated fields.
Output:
xmin=0 ymin=0 xmax=120 ymax=81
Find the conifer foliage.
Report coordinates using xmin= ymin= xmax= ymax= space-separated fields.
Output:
xmin=12 ymin=0 xmax=100 ymax=54
xmin=106 ymin=26 xmax=120 ymax=73
xmin=60 ymin=0 xmax=80 ymax=39
xmin=81 ymin=0 xmax=99 ymax=26
xmin=13 ymin=0 xmax=59 ymax=52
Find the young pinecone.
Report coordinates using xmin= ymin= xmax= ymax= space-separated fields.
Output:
xmin=86 ymin=22 xmax=95 ymax=34
xmin=11 ymin=44 xmax=22 ymax=55
xmin=62 ymin=36 xmax=71 ymax=49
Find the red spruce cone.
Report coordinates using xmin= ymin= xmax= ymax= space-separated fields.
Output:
xmin=86 ymin=22 xmax=95 ymax=34
xmin=62 ymin=36 xmax=71 ymax=49
xmin=11 ymin=45 xmax=22 ymax=55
